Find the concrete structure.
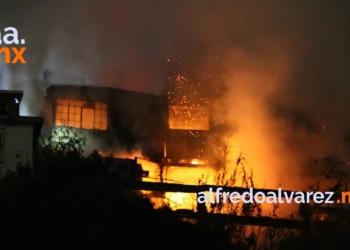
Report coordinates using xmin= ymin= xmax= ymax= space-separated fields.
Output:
xmin=0 ymin=90 xmax=43 ymax=177
xmin=44 ymin=85 xmax=168 ymax=161
xmin=43 ymin=85 xmax=229 ymax=209
xmin=44 ymin=85 xmax=222 ymax=166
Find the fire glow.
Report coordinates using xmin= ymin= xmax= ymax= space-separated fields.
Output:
xmin=55 ymin=99 xmax=107 ymax=130
xmin=168 ymin=105 xmax=209 ymax=130
xmin=168 ymin=73 xmax=210 ymax=131
xmin=191 ymin=159 xmax=199 ymax=165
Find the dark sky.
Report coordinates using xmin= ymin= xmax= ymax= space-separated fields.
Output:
xmin=0 ymin=0 xmax=349 ymax=95
xmin=0 ymin=0 xmax=350 ymax=187
xmin=0 ymin=1 xmax=344 ymax=80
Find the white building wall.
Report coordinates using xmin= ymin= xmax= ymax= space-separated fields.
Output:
xmin=0 ymin=125 xmax=33 ymax=177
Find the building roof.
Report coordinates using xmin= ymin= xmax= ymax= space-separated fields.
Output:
xmin=0 ymin=90 xmax=23 ymax=95
xmin=0 ymin=115 xmax=44 ymax=148
xmin=46 ymin=85 xmax=166 ymax=101
xmin=0 ymin=90 xmax=23 ymax=104
xmin=0 ymin=115 xmax=44 ymax=123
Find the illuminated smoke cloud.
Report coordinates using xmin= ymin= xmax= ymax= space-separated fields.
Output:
xmin=0 ymin=0 xmax=349 ymax=189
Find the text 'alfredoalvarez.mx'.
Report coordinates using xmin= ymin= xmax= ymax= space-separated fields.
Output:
xmin=197 ymin=187 xmax=350 ymax=204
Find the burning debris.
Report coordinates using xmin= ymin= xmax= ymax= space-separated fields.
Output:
xmin=164 ymin=58 xmax=229 ymax=168
xmin=168 ymin=73 xmax=210 ymax=130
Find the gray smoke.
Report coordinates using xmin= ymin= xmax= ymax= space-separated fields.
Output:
xmin=0 ymin=0 xmax=349 ymax=188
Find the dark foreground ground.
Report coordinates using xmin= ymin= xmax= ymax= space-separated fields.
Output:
xmin=1 ymin=163 xmax=350 ymax=250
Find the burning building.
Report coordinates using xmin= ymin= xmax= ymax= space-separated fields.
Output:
xmin=44 ymin=85 xmax=220 ymax=167
xmin=44 ymin=85 xmax=167 ymax=161
xmin=43 ymin=84 xmax=228 ymax=209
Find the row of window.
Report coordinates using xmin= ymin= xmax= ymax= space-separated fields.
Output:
xmin=55 ymin=99 xmax=108 ymax=131
xmin=54 ymin=99 xmax=210 ymax=132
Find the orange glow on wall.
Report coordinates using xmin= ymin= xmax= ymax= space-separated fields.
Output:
xmin=82 ymin=108 xmax=94 ymax=129
xmin=55 ymin=99 xmax=108 ymax=130
xmin=168 ymin=106 xmax=209 ymax=130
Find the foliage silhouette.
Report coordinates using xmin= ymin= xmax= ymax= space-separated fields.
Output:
xmin=0 ymin=127 xmax=232 ymax=249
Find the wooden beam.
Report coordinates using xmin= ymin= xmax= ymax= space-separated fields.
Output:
xmin=116 ymin=180 xmax=305 ymax=198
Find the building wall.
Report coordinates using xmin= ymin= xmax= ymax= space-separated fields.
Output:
xmin=44 ymin=85 xmax=227 ymax=164
xmin=45 ymin=86 xmax=168 ymax=161
xmin=0 ymin=124 xmax=33 ymax=177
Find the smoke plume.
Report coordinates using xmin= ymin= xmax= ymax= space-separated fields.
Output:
xmin=1 ymin=0 xmax=350 ymax=189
